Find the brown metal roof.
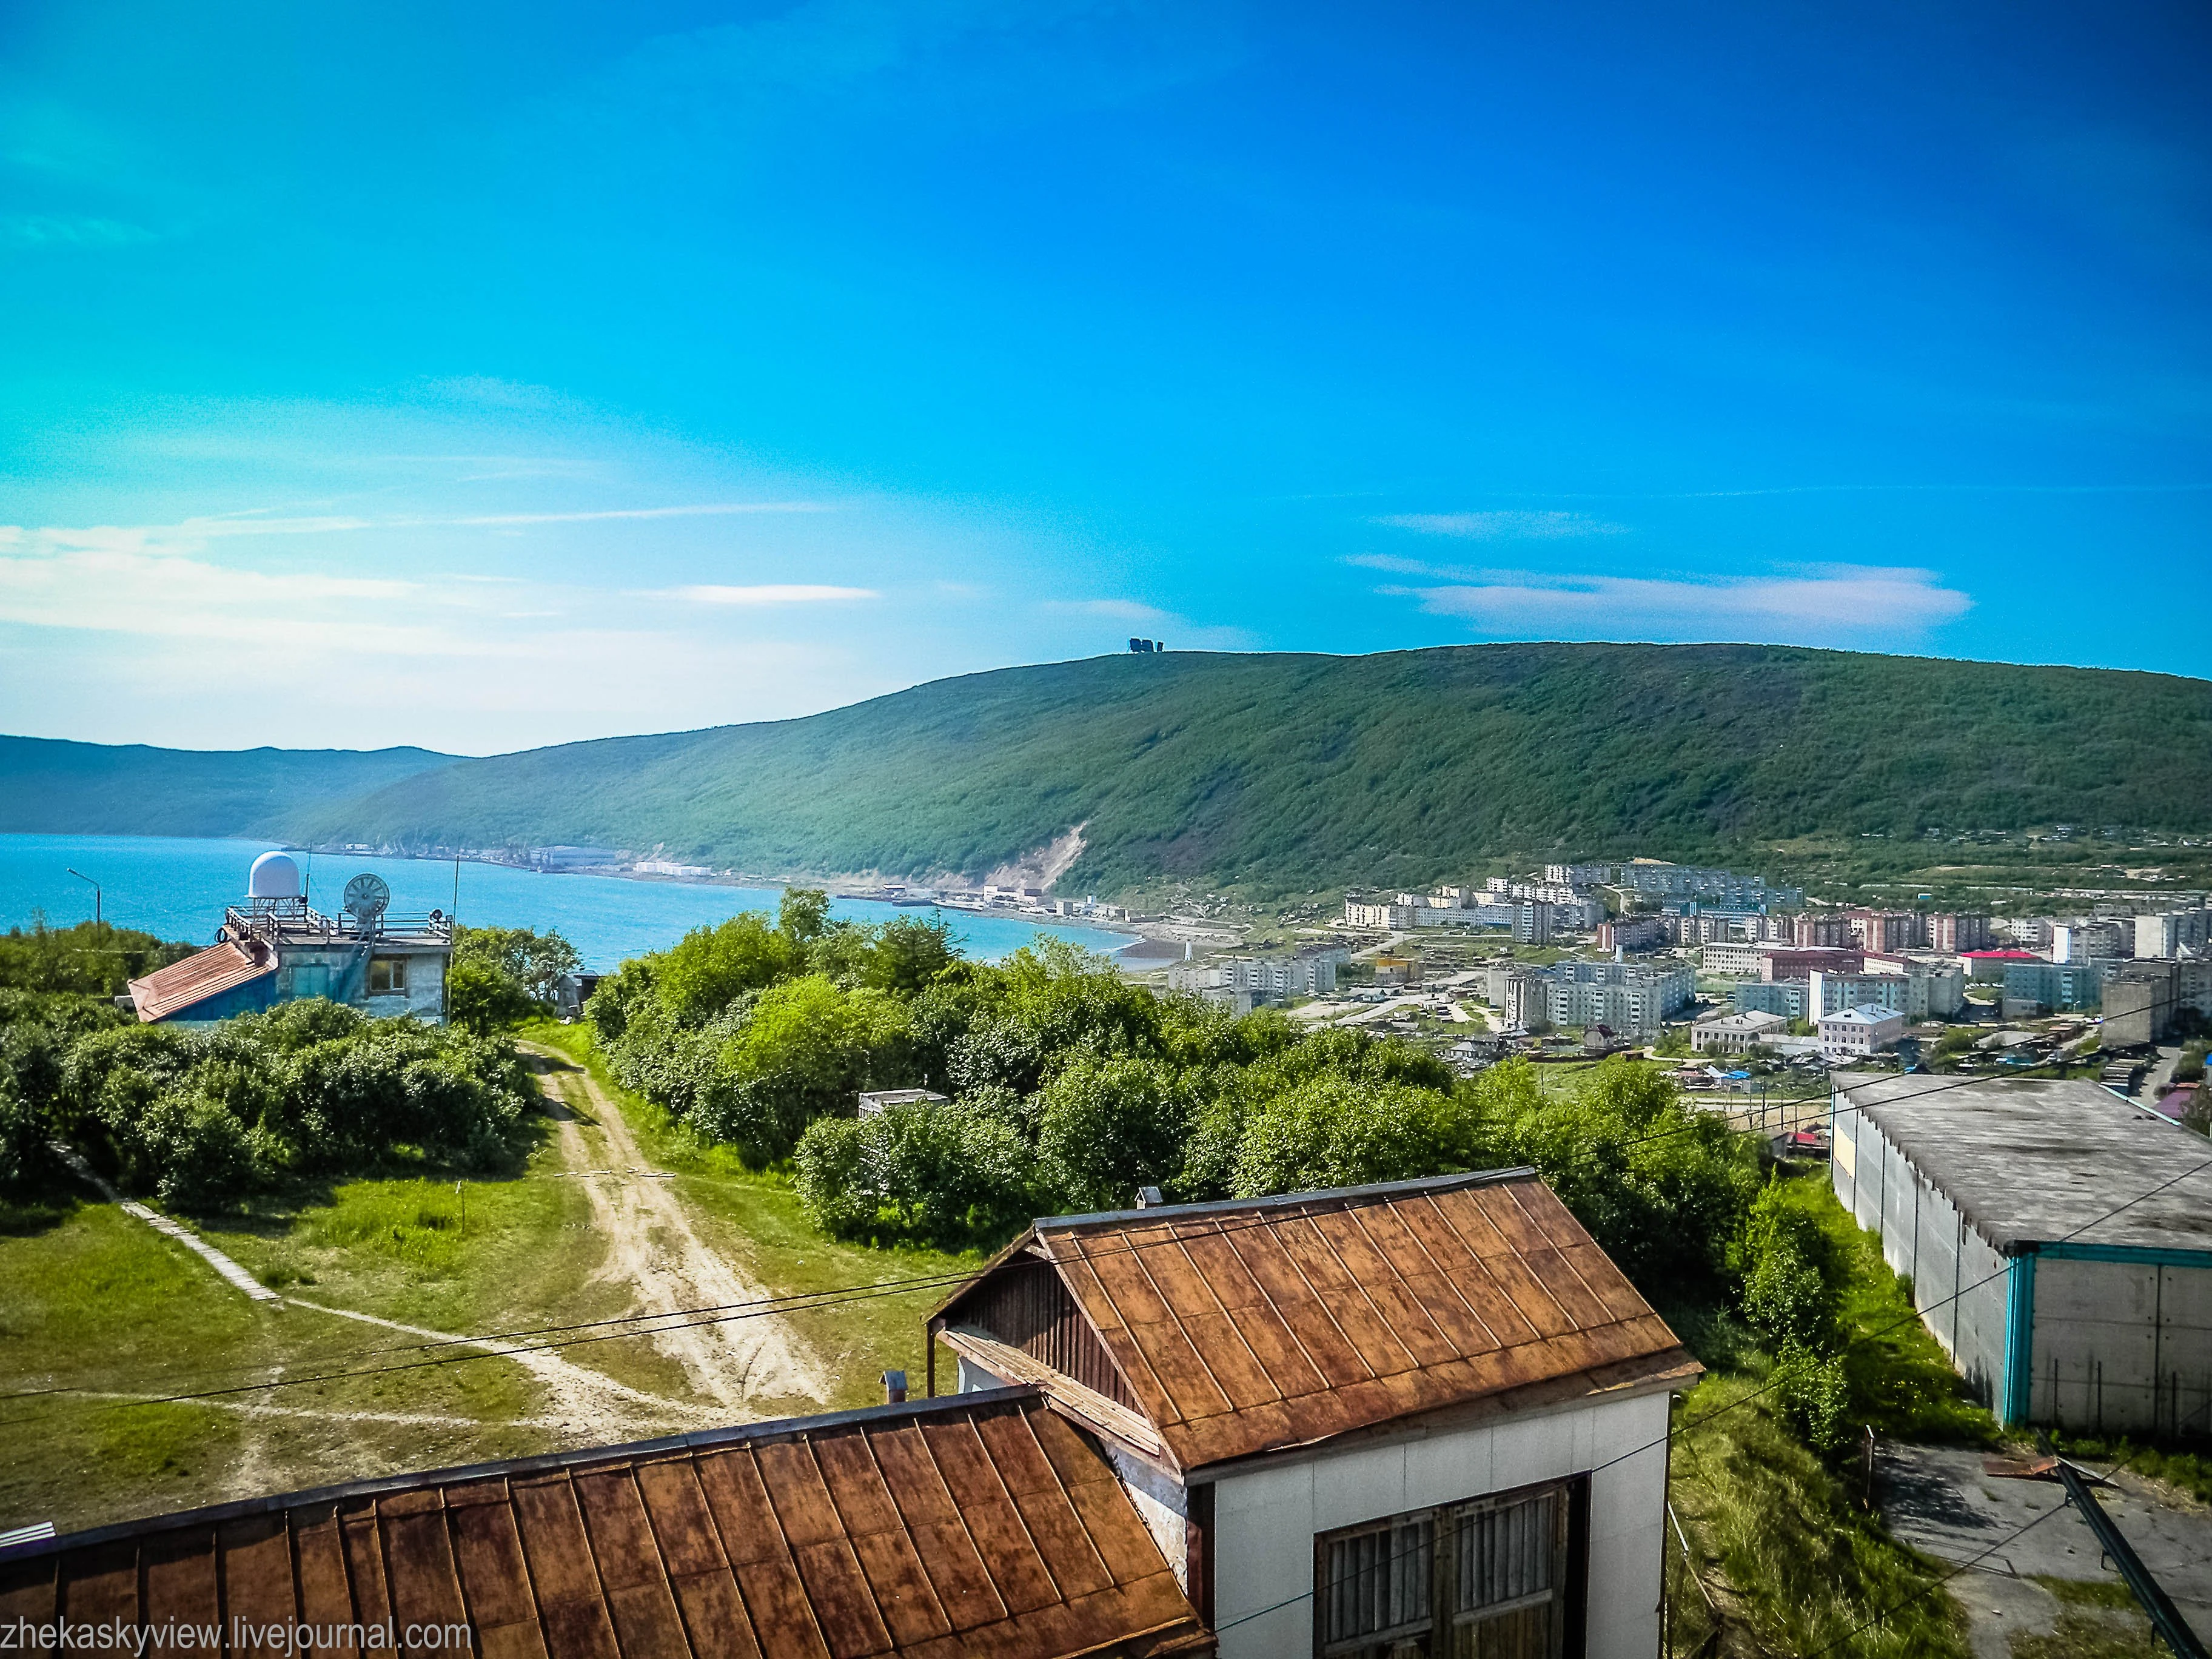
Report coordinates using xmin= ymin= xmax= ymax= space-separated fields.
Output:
xmin=935 ymin=1171 xmax=1696 ymax=1475
xmin=0 ymin=1389 xmax=1213 ymax=1659
xmin=126 ymin=940 xmax=275 ymax=1023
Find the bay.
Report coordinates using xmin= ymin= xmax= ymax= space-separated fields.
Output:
xmin=0 ymin=834 xmax=1136 ymax=970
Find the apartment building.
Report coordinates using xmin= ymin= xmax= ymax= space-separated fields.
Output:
xmin=1597 ymin=915 xmax=1671 ymax=953
xmin=2053 ymin=920 xmax=2130 ymax=964
xmin=1541 ymin=960 xmax=1696 ymax=1037
xmin=2002 ymin=960 xmax=2103 ymax=1016
xmin=1731 ymin=979 xmax=1809 ymax=1021
xmin=2136 ymin=907 xmax=2212 ymax=960
xmin=1343 ymin=900 xmax=1420 ymax=930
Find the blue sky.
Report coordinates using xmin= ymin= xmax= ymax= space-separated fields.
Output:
xmin=2 ymin=1 xmax=2207 ymax=753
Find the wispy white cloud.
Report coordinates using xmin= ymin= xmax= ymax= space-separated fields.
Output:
xmin=1373 ymin=510 xmax=1627 ymax=540
xmin=652 ymin=583 xmax=879 ymax=604
xmin=1047 ymin=597 xmax=1179 ymax=625
xmin=1379 ymin=565 xmax=1972 ymax=646
xmin=454 ymin=501 xmax=825 ymax=526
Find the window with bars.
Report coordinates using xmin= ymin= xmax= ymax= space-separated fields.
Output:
xmin=1316 ymin=1482 xmax=1574 ymax=1659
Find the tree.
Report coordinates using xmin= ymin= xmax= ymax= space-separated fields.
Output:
xmin=779 ymin=887 xmax=833 ymax=943
xmin=1036 ymin=1055 xmax=1187 ymax=1213
xmin=1232 ymin=1074 xmax=1476 ymax=1197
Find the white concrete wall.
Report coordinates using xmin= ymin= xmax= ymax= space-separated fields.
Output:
xmin=1207 ymin=1390 xmax=1671 ymax=1659
xmin=2031 ymin=1258 xmax=2212 ymax=1435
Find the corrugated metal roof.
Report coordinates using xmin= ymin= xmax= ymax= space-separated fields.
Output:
xmin=126 ymin=940 xmax=275 ymax=1023
xmin=937 ymin=1171 xmax=1696 ymax=1474
xmin=0 ymin=1389 xmax=1214 ymax=1659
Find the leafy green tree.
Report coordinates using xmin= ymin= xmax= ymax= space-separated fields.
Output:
xmin=1036 ymin=1054 xmax=1188 ymax=1213
xmin=653 ymin=913 xmax=805 ymax=1024
xmin=778 ymin=887 xmax=833 ymax=943
xmin=693 ymin=976 xmax=912 ymax=1164
xmin=859 ymin=916 xmax=957 ymax=996
xmin=446 ymin=953 xmax=542 ymax=1034
xmin=1232 ymin=1074 xmax=1476 ymax=1197
xmin=1736 ymin=1179 xmax=1844 ymax=1352
xmin=0 ymin=916 xmax=195 ymax=997
xmin=1479 ymin=1057 xmax=1759 ymax=1286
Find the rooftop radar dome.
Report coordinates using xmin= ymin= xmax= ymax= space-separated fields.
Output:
xmin=247 ymin=851 xmax=303 ymax=900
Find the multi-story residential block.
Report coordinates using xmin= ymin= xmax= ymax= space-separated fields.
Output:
xmin=1541 ymin=960 xmax=1696 ymax=1037
xmin=1500 ymin=968 xmax=1548 ymax=1030
xmin=2135 ymin=907 xmax=2212 ymax=960
xmin=1731 ymin=979 xmax=1809 ymax=1020
xmin=2053 ymin=920 xmax=2129 ymax=964
xmin=1846 ymin=909 xmax=1922 ymax=952
xmin=1819 ymin=1004 xmax=1908 ymax=1061
xmin=2002 ymin=960 xmax=2103 ymax=1016
xmin=1544 ymin=862 xmax=1611 ymax=890
xmin=1808 ymin=970 xmax=1907 ymax=1019
xmin=1597 ymin=915 xmax=1671 ymax=953
xmin=1343 ymin=900 xmax=1421 ymax=930
xmin=1168 ymin=949 xmax=1347 ymax=1003
xmin=1762 ymin=947 xmax=1864 ymax=981
xmin=1698 ymin=940 xmax=1767 ymax=976
xmin=1793 ymin=911 xmax=1854 ymax=947
xmin=1603 ymin=862 xmax=1804 ymax=909
xmin=1513 ymin=900 xmax=1554 ymax=945
xmin=1926 ymin=913 xmax=1994 ymax=953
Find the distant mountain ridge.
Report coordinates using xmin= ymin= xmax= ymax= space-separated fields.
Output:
xmin=7 ymin=645 xmax=2208 ymax=894
xmin=0 ymin=735 xmax=455 ymax=839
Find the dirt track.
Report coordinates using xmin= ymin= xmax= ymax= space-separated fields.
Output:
xmin=518 ymin=1044 xmax=830 ymax=1415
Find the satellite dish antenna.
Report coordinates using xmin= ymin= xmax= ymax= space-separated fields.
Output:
xmin=344 ymin=873 xmax=391 ymax=931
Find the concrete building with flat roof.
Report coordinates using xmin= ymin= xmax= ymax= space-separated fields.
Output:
xmin=1817 ymin=1004 xmax=1906 ymax=1061
xmin=1831 ymin=1074 xmax=2212 ymax=1430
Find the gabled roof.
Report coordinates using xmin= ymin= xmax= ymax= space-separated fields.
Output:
xmin=126 ymin=940 xmax=275 ymax=1022
xmin=0 ymin=1389 xmax=1213 ymax=1659
xmin=934 ymin=1170 xmax=1696 ymax=1475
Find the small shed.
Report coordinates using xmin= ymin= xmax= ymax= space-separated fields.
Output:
xmin=857 ymin=1088 xmax=950 ymax=1118
xmin=1831 ymin=1073 xmax=2212 ymax=1432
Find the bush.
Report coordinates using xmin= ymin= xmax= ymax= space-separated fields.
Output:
xmin=20 ymin=999 xmax=538 ymax=1210
xmin=794 ymin=1098 xmax=1036 ymax=1243
xmin=1232 ymin=1074 xmax=1476 ymax=1197
xmin=1037 ymin=1056 xmax=1188 ymax=1213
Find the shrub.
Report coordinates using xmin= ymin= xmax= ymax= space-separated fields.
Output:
xmin=1232 ymin=1074 xmax=1476 ymax=1197
xmin=1036 ymin=1055 xmax=1189 ymax=1213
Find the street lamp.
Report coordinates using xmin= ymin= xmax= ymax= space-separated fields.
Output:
xmin=65 ymin=868 xmax=101 ymax=927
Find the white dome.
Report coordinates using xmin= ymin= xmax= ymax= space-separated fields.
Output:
xmin=247 ymin=850 xmax=303 ymax=900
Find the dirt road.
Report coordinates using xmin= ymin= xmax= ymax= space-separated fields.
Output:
xmin=518 ymin=1044 xmax=830 ymax=1413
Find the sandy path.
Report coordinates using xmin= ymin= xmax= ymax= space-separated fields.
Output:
xmin=518 ymin=1045 xmax=830 ymax=1411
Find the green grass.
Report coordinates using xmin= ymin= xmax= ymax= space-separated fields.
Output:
xmin=1781 ymin=1171 xmax=2002 ymax=1446
xmin=1666 ymin=1375 xmax=1971 ymax=1659
xmin=520 ymin=1021 xmax=985 ymax=1409
xmin=2043 ymin=1435 xmax=2212 ymax=1506
xmin=1661 ymin=1168 xmax=2002 ymax=1657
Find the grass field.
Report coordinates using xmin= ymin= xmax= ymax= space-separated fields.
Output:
xmin=1660 ymin=1168 xmax=1995 ymax=1658
xmin=0 ymin=1023 xmax=987 ymax=1538
xmin=519 ymin=1020 xmax=984 ymax=1407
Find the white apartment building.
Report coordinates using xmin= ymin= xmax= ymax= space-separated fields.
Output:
xmin=1541 ymin=960 xmax=1697 ymax=1037
xmin=2053 ymin=920 xmax=2130 ymax=964
xmin=2136 ymin=907 xmax=2212 ymax=960
xmin=1820 ymin=1004 xmax=1908 ymax=1061
xmin=1344 ymin=900 xmax=1421 ymax=930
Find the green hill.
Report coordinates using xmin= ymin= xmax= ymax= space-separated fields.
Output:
xmin=272 ymin=643 xmax=2210 ymax=893
xmin=0 ymin=735 xmax=455 ymax=839
xmin=7 ymin=646 xmax=2205 ymax=893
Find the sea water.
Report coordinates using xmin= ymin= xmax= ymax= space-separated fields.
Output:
xmin=0 ymin=834 xmax=1136 ymax=971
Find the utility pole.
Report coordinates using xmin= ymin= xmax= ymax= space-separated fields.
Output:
xmin=65 ymin=868 xmax=101 ymax=927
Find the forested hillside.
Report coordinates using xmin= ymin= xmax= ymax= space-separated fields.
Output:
xmin=7 ymin=645 xmax=2209 ymax=894
xmin=0 ymin=735 xmax=453 ymax=838
xmin=290 ymin=645 xmax=2212 ymax=891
